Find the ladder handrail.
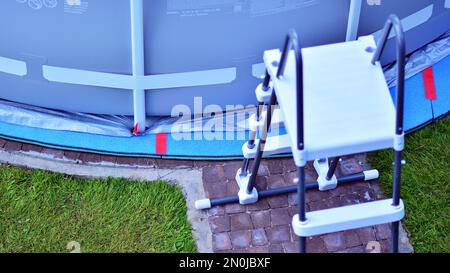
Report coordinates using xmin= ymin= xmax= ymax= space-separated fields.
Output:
xmin=277 ymin=30 xmax=305 ymax=151
xmin=371 ymin=14 xmax=406 ymax=136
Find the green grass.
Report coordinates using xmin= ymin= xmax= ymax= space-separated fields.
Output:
xmin=0 ymin=166 xmax=196 ymax=253
xmin=369 ymin=118 xmax=449 ymax=253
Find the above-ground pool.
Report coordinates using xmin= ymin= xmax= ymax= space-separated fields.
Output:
xmin=0 ymin=0 xmax=449 ymax=134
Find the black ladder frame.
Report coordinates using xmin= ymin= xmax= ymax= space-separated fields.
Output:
xmin=198 ymin=14 xmax=406 ymax=254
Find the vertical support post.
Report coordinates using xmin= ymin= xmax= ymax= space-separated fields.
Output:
xmin=241 ymin=71 xmax=272 ymax=174
xmin=346 ymin=0 xmax=362 ymax=41
xmin=277 ymin=29 xmax=306 ymax=253
xmin=297 ymin=166 xmax=306 ymax=253
xmin=372 ymin=14 xmax=405 ymax=253
xmin=130 ymin=0 xmax=146 ymax=133
xmin=326 ymin=157 xmax=340 ymax=180
xmin=246 ymin=91 xmax=277 ymax=193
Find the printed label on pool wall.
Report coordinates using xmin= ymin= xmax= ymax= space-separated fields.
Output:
xmin=16 ymin=0 xmax=58 ymax=10
xmin=167 ymin=0 xmax=319 ymax=17
xmin=64 ymin=0 xmax=88 ymax=14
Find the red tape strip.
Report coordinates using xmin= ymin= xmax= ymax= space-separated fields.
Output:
xmin=155 ymin=133 xmax=167 ymax=155
xmin=422 ymin=66 xmax=437 ymax=100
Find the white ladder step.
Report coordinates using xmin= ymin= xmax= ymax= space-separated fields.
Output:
xmin=292 ymin=199 xmax=404 ymax=237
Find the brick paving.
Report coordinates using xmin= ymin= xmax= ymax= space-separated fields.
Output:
xmin=0 ymin=139 xmax=412 ymax=253
xmin=202 ymin=156 xmax=400 ymax=253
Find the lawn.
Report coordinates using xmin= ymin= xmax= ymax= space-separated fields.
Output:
xmin=0 ymin=166 xmax=196 ymax=253
xmin=369 ymin=118 xmax=449 ymax=253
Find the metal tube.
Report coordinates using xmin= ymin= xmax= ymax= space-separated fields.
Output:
xmin=371 ymin=14 xmax=406 ymax=135
xmin=391 ymin=221 xmax=399 ymax=253
xmin=297 ymin=166 xmax=306 ymax=253
xmin=392 ymin=151 xmax=402 ymax=206
xmin=277 ymin=30 xmax=304 ymax=151
xmin=326 ymin=157 xmax=340 ymax=180
xmin=130 ymin=0 xmax=146 ymax=133
xmin=241 ymin=70 xmax=269 ymax=174
xmin=206 ymin=172 xmax=367 ymax=207
xmin=246 ymin=92 xmax=277 ymax=193
xmin=346 ymin=0 xmax=363 ymax=41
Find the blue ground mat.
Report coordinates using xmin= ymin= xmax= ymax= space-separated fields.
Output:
xmin=431 ymin=56 xmax=450 ymax=119
xmin=0 ymin=57 xmax=448 ymax=159
xmin=389 ymin=72 xmax=434 ymax=133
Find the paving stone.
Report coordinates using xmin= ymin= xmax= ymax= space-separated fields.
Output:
xmin=0 ymin=138 xmax=6 ymax=148
xmin=258 ymin=163 xmax=270 ymax=176
xmin=266 ymin=226 xmax=291 ymax=244
xmin=228 ymin=248 xmax=249 ymax=253
xmin=283 ymin=172 xmax=298 ymax=185
xmin=223 ymin=161 xmax=242 ymax=180
xmin=379 ymin=239 xmax=391 ymax=253
xmin=329 ymin=183 xmax=353 ymax=197
xmin=230 ymin=230 xmax=251 ymax=249
xmin=212 ymin=232 xmax=232 ymax=251
xmin=193 ymin=161 xmax=211 ymax=169
xmin=100 ymin=155 xmax=118 ymax=164
xmin=288 ymin=193 xmax=298 ymax=206
xmin=226 ymin=181 xmax=239 ymax=195
xmin=115 ymin=156 xmax=139 ymax=166
xmin=270 ymin=208 xmax=291 ymax=227
xmin=230 ymin=213 xmax=253 ymax=230
xmin=349 ymin=181 xmax=372 ymax=194
xmin=247 ymin=246 xmax=269 ymax=253
xmin=267 ymin=195 xmax=289 ymax=209
xmin=136 ymin=157 xmax=156 ymax=167
xmin=63 ymin=151 xmax=81 ymax=162
xmin=204 ymin=182 xmax=227 ymax=199
xmin=154 ymin=159 xmax=194 ymax=169
xmin=306 ymin=189 xmax=332 ymax=203
xmin=325 ymin=196 xmax=346 ymax=208
xmin=41 ymin=148 xmax=65 ymax=159
xmin=308 ymin=200 xmax=330 ymax=212
xmin=209 ymin=216 xmax=231 ymax=233
xmin=322 ymin=232 xmax=346 ymax=252
xmin=21 ymin=143 xmax=43 ymax=153
xmin=224 ymin=203 xmax=246 ymax=214
xmin=252 ymin=228 xmax=268 ymax=246
xmin=282 ymin=159 xmax=297 ymax=173
xmin=4 ymin=141 xmax=22 ymax=152
xmin=254 ymin=176 xmax=268 ymax=191
xmin=306 ymin=236 xmax=327 ymax=253
xmin=375 ymin=224 xmax=391 ymax=240
xmin=251 ymin=211 xmax=270 ymax=228
xmin=343 ymin=230 xmax=362 ymax=248
xmin=339 ymin=157 xmax=364 ymax=175
xmin=267 ymin=175 xmax=286 ymax=189
xmin=268 ymin=243 xmax=284 ymax=253
xmin=79 ymin=153 xmax=102 ymax=164
xmin=246 ymin=199 xmax=270 ymax=212
xmin=336 ymin=245 xmax=365 ymax=253
xmin=266 ymin=159 xmax=284 ymax=175
xmin=207 ymin=206 xmax=226 ymax=217
xmin=282 ymin=241 xmax=300 ymax=253
xmin=203 ymin=165 xmax=226 ymax=183
xmin=340 ymin=192 xmax=362 ymax=206
xmin=356 ymin=227 xmax=377 ymax=244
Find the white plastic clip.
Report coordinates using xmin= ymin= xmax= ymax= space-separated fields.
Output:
xmin=255 ymin=83 xmax=273 ymax=104
xmin=314 ymin=158 xmax=338 ymax=191
xmin=394 ymin=133 xmax=405 ymax=151
xmin=249 ymin=113 xmax=264 ymax=133
xmin=235 ymin=168 xmax=258 ymax=205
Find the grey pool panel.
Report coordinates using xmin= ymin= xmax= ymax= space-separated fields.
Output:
xmin=0 ymin=0 xmax=449 ymax=117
